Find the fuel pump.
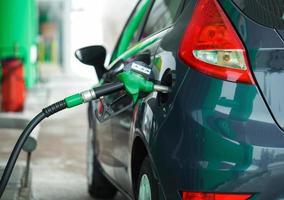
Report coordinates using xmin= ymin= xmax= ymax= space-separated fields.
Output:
xmin=0 ymin=61 xmax=169 ymax=198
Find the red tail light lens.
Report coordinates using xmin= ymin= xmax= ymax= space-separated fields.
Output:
xmin=182 ymin=192 xmax=252 ymax=200
xmin=178 ymin=0 xmax=254 ymax=84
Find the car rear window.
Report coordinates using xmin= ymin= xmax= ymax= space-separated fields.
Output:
xmin=232 ymin=0 xmax=284 ymax=29
xmin=141 ymin=0 xmax=183 ymax=39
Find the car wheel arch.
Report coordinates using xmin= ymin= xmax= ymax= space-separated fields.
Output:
xmin=131 ymin=136 xmax=148 ymax=194
xmin=131 ymin=134 xmax=163 ymax=194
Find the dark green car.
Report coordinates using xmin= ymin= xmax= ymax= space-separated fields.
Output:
xmin=83 ymin=0 xmax=284 ymax=199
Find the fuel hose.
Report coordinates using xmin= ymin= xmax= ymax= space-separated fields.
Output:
xmin=0 ymin=82 xmax=124 ymax=198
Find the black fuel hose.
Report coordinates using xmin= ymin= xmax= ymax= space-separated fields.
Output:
xmin=0 ymin=82 xmax=125 ymax=198
xmin=0 ymin=101 xmax=67 ymax=197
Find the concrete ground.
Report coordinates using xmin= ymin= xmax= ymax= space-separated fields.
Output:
xmin=0 ymin=72 xmax=125 ymax=200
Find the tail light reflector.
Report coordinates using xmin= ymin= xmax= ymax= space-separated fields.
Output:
xmin=182 ymin=192 xmax=252 ymax=200
xmin=178 ymin=0 xmax=254 ymax=84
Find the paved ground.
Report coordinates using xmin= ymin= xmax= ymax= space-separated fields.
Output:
xmin=32 ymin=109 xmax=125 ymax=200
xmin=0 ymin=73 xmax=125 ymax=200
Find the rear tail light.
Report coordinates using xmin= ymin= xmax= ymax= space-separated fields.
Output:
xmin=182 ymin=192 xmax=252 ymax=200
xmin=178 ymin=0 xmax=254 ymax=84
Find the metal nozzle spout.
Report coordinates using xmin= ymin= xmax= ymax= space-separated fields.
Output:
xmin=153 ymin=85 xmax=170 ymax=93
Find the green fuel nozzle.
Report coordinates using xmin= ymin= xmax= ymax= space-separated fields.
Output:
xmin=64 ymin=70 xmax=170 ymax=108
xmin=117 ymin=71 xmax=154 ymax=103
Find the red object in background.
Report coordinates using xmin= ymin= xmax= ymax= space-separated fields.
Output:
xmin=1 ymin=58 xmax=26 ymax=112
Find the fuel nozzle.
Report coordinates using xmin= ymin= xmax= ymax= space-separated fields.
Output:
xmin=117 ymin=70 xmax=170 ymax=103
xmin=63 ymin=82 xmax=124 ymax=108
xmin=65 ymin=61 xmax=170 ymax=108
xmin=64 ymin=70 xmax=169 ymax=109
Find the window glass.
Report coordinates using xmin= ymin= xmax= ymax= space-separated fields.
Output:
xmin=111 ymin=0 xmax=151 ymax=61
xmin=232 ymin=0 xmax=284 ymax=29
xmin=129 ymin=11 xmax=149 ymax=47
xmin=141 ymin=0 xmax=183 ymax=39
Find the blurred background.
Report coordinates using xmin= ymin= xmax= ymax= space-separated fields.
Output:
xmin=0 ymin=0 xmax=137 ymax=199
xmin=0 ymin=0 xmax=137 ymax=84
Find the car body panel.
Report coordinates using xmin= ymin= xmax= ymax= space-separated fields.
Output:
xmin=220 ymin=1 xmax=284 ymax=131
xmin=90 ymin=0 xmax=284 ymax=199
xmin=110 ymin=28 xmax=171 ymax=195
xmin=94 ymin=0 xmax=154 ymax=187
xmin=150 ymin=70 xmax=284 ymax=199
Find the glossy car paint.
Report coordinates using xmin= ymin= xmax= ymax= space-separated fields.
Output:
xmin=89 ymin=0 xmax=284 ymax=199
xmin=103 ymin=28 xmax=171 ymax=196
xmin=221 ymin=1 xmax=284 ymax=130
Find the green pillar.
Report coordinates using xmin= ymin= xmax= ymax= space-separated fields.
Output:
xmin=0 ymin=0 xmax=38 ymax=88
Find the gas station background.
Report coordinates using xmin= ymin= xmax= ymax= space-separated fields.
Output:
xmin=0 ymin=1 xmax=136 ymax=199
xmin=0 ymin=0 xmax=136 ymax=89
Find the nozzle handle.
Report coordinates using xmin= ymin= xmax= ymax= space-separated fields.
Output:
xmin=65 ymin=82 xmax=124 ymax=108
xmin=94 ymin=82 xmax=124 ymax=98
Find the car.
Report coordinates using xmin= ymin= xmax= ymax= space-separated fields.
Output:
xmin=78 ymin=0 xmax=284 ymax=199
